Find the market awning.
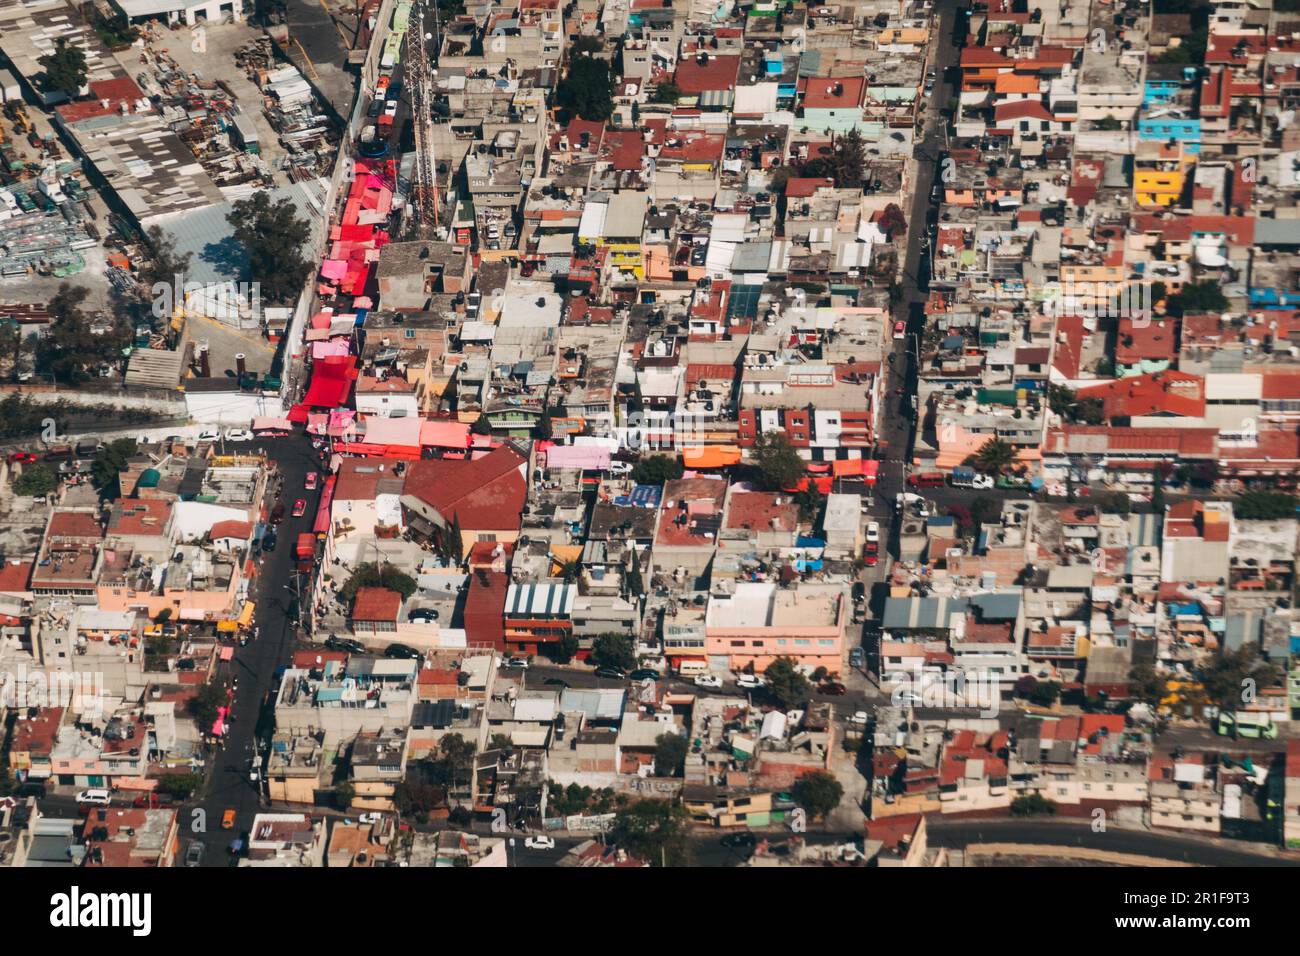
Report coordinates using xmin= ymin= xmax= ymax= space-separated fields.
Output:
xmin=682 ymin=445 xmax=742 ymax=469
xmin=237 ymin=602 xmax=255 ymax=628
xmin=178 ymin=608 xmax=205 ymax=622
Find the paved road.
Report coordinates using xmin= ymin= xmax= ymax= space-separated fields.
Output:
xmin=926 ymin=817 xmax=1297 ymax=867
xmin=190 ymin=432 xmax=325 ymax=865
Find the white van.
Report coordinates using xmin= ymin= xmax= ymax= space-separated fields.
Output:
xmin=675 ymin=659 xmax=710 ymax=677
xmin=76 ymin=788 xmax=112 ymax=805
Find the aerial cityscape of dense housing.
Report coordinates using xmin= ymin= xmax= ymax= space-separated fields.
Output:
xmin=0 ymin=0 xmax=1296 ymax=894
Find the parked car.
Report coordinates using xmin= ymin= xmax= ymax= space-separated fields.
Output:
xmin=630 ymin=668 xmax=661 ymax=681
xmin=225 ymin=428 xmax=253 ymax=442
xmin=76 ymin=788 xmax=112 ymax=806
xmin=407 ymin=608 xmax=439 ymax=623
xmin=736 ymin=673 xmax=765 ymax=690
xmin=198 ymin=428 xmax=220 ymax=442
xmin=865 ymin=522 xmax=880 ymax=545
xmin=504 ymin=657 xmax=530 ymax=669
xmin=325 ymin=635 xmax=366 ymax=654
xmin=261 ymin=531 xmax=277 ymax=552
xmin=221 ymin=808 xmax=237 ymax=829
xmin=133 ymin=793 xmax=174 ymax=808
xmin=893 ymin=320 xmax=906 ymax=340
xmin=849 ymin=647 xmax=866 ymax=669
xmin=720 ymin=831 xmax=756 ymax=849
xmin=384 ymin=643 xmax=422 ymax=660
xmin=818 ymin=682 xmax=848 ymax=696
xmin=305 ymin=472 xmax=319 ymax=491
xmin=525 ymin=835 xmax=556 ymax=850
xmin=185 ymin=842 xmax=205 ymax=867
xmin=895 ymin=690 xmax=922 ymax=704
xmin=359 ymin=812 xmax=383 ymax=825
xmin=693 ymin=674 xmax=723 ymax=689
xmin=850 ymin=711 xmax=870 ymax=725
xmin=292 ymin=498 xmax=307 ymax=517
xmin=270 ymin=502 xmax=286 ymax=524
xmin=594 ymin=666 xmax=625 ymax=680
xmin=7 ymin=451 xmax=38 ymax=463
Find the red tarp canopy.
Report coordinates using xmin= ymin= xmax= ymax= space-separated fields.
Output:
xmin=303 ymin=357 xmax=358 ymax=408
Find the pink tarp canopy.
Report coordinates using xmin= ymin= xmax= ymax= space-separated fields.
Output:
xmin=363 ymin=415 xmax=422 ymax=447
xmin=546 ymin=444 xmax=610 ymax=470
xmin=307 ymin=413 xmax=329 ymax=435
xmin=312 ymin=338 xmax=352 ymax=359
xmin=321 ymin=259 xmax=349 ymax=280
xmin=420 ymin=419 xmax=471 ymax=449
xmin=219 ymin=646 xmax=234 ymax=661
xmin=252 ymin=416 xmax=293 ymax=432
xmin=310 ymin=310 xmax=334 ymax=329
xmin=329 ymin=409 xmax=357 ymax=436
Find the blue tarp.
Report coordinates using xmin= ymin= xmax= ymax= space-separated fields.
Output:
xmin=795 ymin=535 xmax=826 ymax=549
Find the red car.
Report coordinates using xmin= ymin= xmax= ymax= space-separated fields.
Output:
xmin=818 ymin=682 xmax=847 ymax=696
xmin=7 ymin=451 xmax=37 ymax=463
xmin=305 ymin=472 xmax=319 ymax=491
xmin=292 ymin=498 xmax=307 ymax=517
xmin=893 ymin=320 xmax=906 ymax=340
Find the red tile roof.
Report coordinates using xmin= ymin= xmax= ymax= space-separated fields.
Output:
xmin=1077 ymin=370 xmax=1206 ymax=419
xmin=673 ymin=54 xmax=741 ymax=94
xmin=801 ymin=76 xmax=865 ymax=109
xmin=403 ymin=443 xmax=527 ymax=530
xmin=352 ymin=586 xmax=401 ymax=622
xmin=0 ymin=559 xmax=33 ymax=593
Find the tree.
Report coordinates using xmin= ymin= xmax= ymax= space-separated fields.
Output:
xmin=969 ymin=437 xmax=1015 ymax=475
xmin=1097 ymin=491 xmax=1132 ymax=516
xmin=13 ymin=463 xmax=56 ymax=498
xmin=1235 ymin=492 xmax=1298 ymax=520
xmin=591 ymin=633 xmax=636 ymax=672
xmin=750 ymin=431 xmax=805 ymax=491
xmin=334 ymin=782 xmax=355 ymax=809
xmin=1166 ymin=280 xmax=1228 ymax=318
xmin=877 ymin=203 xmax=907 ymax=241
xmin=138 ymin=225 xmax=193 ymax=297
xmin=488 ymin=734 xmax=514 ymax=752
xmin=1202 ymin=646 xmax=1278 ymax=710
xmin=556 ymin=55 xmax=614 ymax=122
xmin=470 ymin=414 xmax=493 ymax=435
xmin=0 ymin=321 xmax=32 ymax=382
xmin=762 ymin=656 xmax=812 ymax=709
xmin=793 ymin=770 xmax=844 ymax=821
xmin=154 ymin=773 xmax=203 ymax=799
xmin=609 ymin=800 xmax=690 ymax=866
xmin=653 ymin=733 xmax=688 ymax=777
xmin=570 ymin=35 xmax=602 ymax=55
xmin=227 ymin=192 xmax=312 ymax=305
xmin=625 ymin=551 xmax=644 ymax=598
xmin=94 ymin=11 xmax=137 ymax=48
xmin=1094 ymin=115 xmax=1123 ymax=131
xmin=1011 ymin=793 xmax=1058 ymax=816
xmin=650 ymin=81 xmax=681 ymax=104
xmin=549 ymin=632 xmax=579 ymax=664
xmin=794 ymin=484 xmax=824 ymax=523
xmin=338 ymin=562 xmax=418 ymax=602
xmin=631 ymin=454 xmax=683 ymax=485
xmin=970 ymin=496 xmax=1000 ymax=531
xmin=190 ymin=682 xmax=226 ymax=730
xmin=802 ymin=129 xmax=867 ymax=188
xmin=1150 ymin=465 xmax=1166 ymax=514
xmin=1129 ymin=660 xmax=1166 ymax=707
xmin=36 ymin=284 xmax=125 ymax=385
xmin=91 ymin=438 xmax=138 ymax=497
xmin=39 ymin=38 xmax=87 ymax=99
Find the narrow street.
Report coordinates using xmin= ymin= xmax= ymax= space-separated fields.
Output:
xmin=190 ymin=433 xmax=324 ymax=864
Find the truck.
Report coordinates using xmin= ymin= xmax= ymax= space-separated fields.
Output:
xmin=1217 ymin=711 xmax=1277 ymax=739
xmin=295 ymin=533 xmax=316 ymax=574
xmin=949 ymin=466 xmax=993 ymax=489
